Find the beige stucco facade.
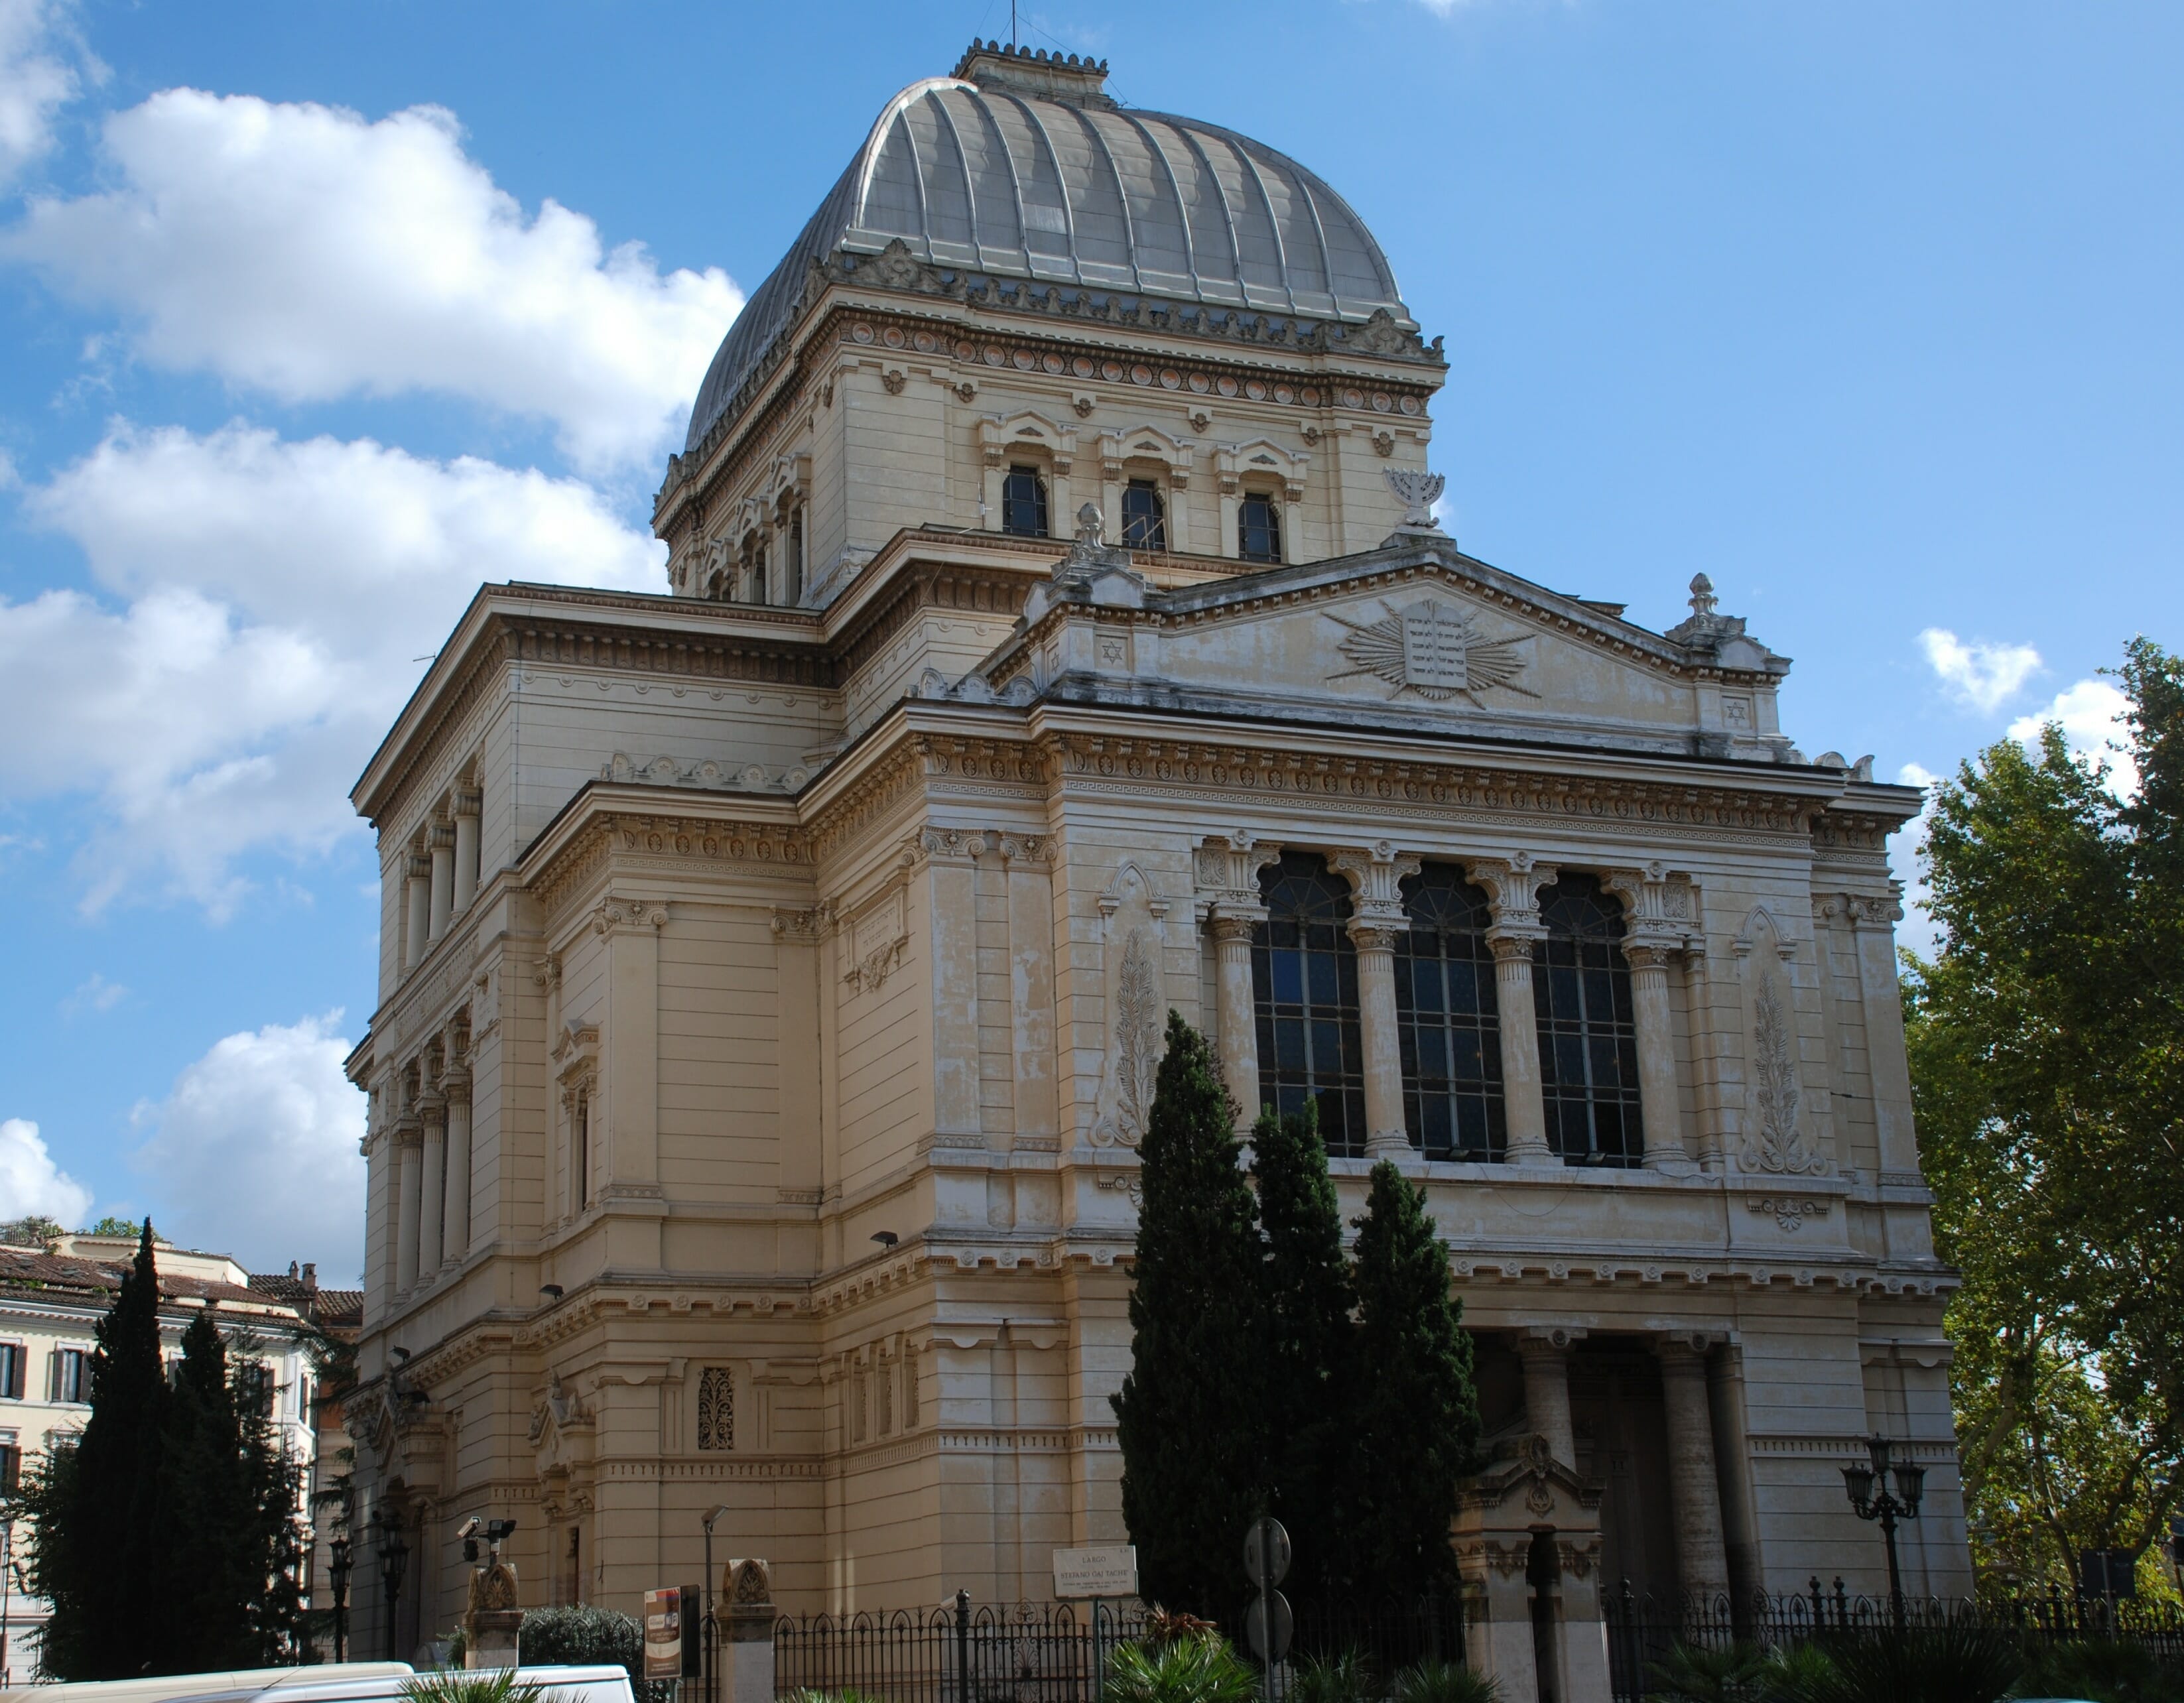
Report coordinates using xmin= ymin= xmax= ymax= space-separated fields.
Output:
xmin=343 ymin=42 xmax=1966 ymax=1695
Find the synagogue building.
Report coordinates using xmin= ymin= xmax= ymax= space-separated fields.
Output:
xmin=344 ymin=43 xmax=1966 ymax=1698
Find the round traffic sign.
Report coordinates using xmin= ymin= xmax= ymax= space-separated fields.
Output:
xmin=1244 ymin=1517 xmax=1291 ymax=1589
xmin=1245 ymin=1590 xmax=1293 ymax=1663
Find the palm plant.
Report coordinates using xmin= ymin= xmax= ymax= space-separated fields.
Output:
xmin=1105 ymin=1631 xmax=1261 ymax=1703
xmin=1643 ymin=1641 xmax=1773 ymax=1703
xmin=399 ymin=1672 xmax=556 ymax=1703
xmin=1389 ymin=1657 xmax=1500 ymax=1703
xmin=1289 ymin=1651 xmax=1376 ymax=1703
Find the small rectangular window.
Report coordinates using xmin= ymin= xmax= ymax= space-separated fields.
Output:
xmin=787 ymin=507 xmax=806 ymax=605
xmin=0 ymin=1442 xmax=19 ymax=1493
xmin=53 ymin=1347 xmax=89 ymax=1404
xmin=1002 ymin=465 xmax=1049 ymax=538
xmin=1238 ymin=493 xmax=1282 ymax=563
xmin=749 ymin=544 xmax=769 ymax=605
xmin=0 ymin=1342 xmax=23 ymax=1400
xmin=1121 ymin=479 xmax=1167 ymax=550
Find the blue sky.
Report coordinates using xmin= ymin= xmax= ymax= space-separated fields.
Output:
xmin=0 ymin=1 xmax=2176 ymax=1278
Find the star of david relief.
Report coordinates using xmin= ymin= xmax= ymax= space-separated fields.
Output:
xmin=1325 ymin=598 xmax=1537 ymax=704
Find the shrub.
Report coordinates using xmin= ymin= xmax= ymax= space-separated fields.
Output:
xmin=1643 ymin=1641 xmax=1773 ymax=1703
xmin=1289 ymin=1651 xmax=1374 ymax=1703
xmin=515 ymin=1605 xmax=671 ymax=1703
xmin=1391 ymin=1657 xmax=1500 ymax=1703
xmin=401 ymin=1673 xmax=553 ymax=1703
xmin=1771 ymin=1619 xmax=2023 ymax=1703
xmin=1106 ymin=1631 xmax=1259 ymax=1703
xmin=2013 ymin=1639 xmax=2184 ymax=1703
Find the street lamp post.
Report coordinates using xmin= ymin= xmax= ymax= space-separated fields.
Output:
xmin=1842 ymin=1433 xmax=1925 ymax=1627
xmin=328 ymin=1534 xmax=354 ymax=1663
xmin=701 ymin=1505 xmax=730 ymax=1703
xmin=375 ymin=1507 xmax=411 ymax=1662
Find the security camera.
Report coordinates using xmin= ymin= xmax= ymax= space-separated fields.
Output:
xmin=459 ymin=1517 xmax=481 ymax=1541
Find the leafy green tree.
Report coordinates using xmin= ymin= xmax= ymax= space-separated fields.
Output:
xmin=1114 ymin=1013 xmax=1268 ymax=1616
xmin=1906 ymin=637 xmax=2184 ymax=1591
xmin=1248 ymin=1104 xmax=1354 ymax=1598
xmin=1328 ymin=1161 xmax=1479 ymax=1598
xmin=82 ymin=1216 xmax=142 ymax=1237
xmin=15 ymin=1221 xmax=170 ymax=1678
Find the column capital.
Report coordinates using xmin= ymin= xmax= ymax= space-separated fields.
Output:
xmin=1348 ymin=921 xmax=1402 ymax=954
xmin=407 ymin=855 xmax=432 ymax=880
xmin=1194 ymin=832 xmax=1281 ymax=909
xmin=429 ymin=822 xmax=456 ymax=852
xmin=1655 ymin=1330 xmax=1723 ymax=1365
xmin=393 ymin=1115 xmax=423 ymax=1149
xmin=1468 ymin=855 xmax=1557 ymax=930
xmin=1486 ymin=927 xmax=1543 ymax=963
xmin=440 ymin=1067 xmax=473 ymax=1100
xmin=416 ymin=1094 xmax=448 ymax=1129
xmin=590 ymin=894 xmax=668 ymax=936
xmin=1518 ymin=1324 xmax=1587 ymax=1354
xmin=1622 ymin=940 xmax=1677 ymax=974
xmin=1208 ymin=908 xmax=1263 ymax=944
xmin=454 ymin=788 xmax=482 ymax=819
xmin=1329 ymin=844 xmax=1421 ymax=915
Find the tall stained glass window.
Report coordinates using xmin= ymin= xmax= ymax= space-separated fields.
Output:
xmin=1395 ymin=865 xmax=1506 ymax=1160
xmin=1252 ymin=852 xmax=1366 ymax=1153
xmin=1533 ymin=874 xmax=1645 ymax=1166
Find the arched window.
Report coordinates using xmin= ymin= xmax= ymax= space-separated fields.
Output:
xmin=1122 ymin=479 xmax=1166 ymax=549
xmin=1239 ymin=493 xmax=1282 ymax=563
xmin=1395 ymin=865 xmax=1506 ymax=1160
xmin=1252 ymin=852 xmax=1365 ymax=1153
xmin=1002 ymin=464 xmax=1049 ymax=536
xmin=1533 ymin=874 xmax=1644 ymax=1166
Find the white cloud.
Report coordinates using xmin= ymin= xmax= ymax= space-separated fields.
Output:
xmin=1919 ymin=627 xmax=2042 ymax=713
xmin=129 ymin=1012 xmax=364 ymax=1277
xmin=62 ymin=971 xmax=125 ymax=1014
xmin=3 ymin=90 xmax=741 ymax=472
xmin=2010 ymin=678 xmax=2138 ymax=796
xmin=1 ymin=420 xmax=663 ymax=912
xmin=0 ymin=0 xmax=90 ymax=189
xmin=0 ymin=1116 xmax=93 ymax=1226
xmin=1892 ymin=761 xmax=1943 ymax=960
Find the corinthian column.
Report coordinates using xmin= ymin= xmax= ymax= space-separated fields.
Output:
xmin=1197 ymin=834 xmax=1277 ymax=1135
xmin=395 ymin=1121 xmax=422 ymax=1295
xmin=1210 ymin=913 xmax=1263 ymax=1133
xmin=441 ymin=1068 xmax=472 ymax=1269
xmin=1474 ymin=858 xmax=1555 ymax=1165
xmin=1331 ymin=847 xmax=1422 ymax=1162
xmin=403 ymin=856 xmax=431 ymax=972
xmin=428 ymin=824 xmax=455 ymax=941
xmin=1657 ymin=1338 xmax=1731 ymax=1598
xmin=452 ymin=790 xmax=482 ymax=915
xmin=416 ymin=1095 xmax=446 ymax=1290
xmin=1624 ymin=942 xmax=1685 ymax=1169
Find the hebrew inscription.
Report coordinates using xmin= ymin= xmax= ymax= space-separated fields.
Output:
xmin=1327 ymin=598 xmax=1536 ymax=704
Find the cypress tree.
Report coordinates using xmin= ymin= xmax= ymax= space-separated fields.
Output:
xmin=20 ymin=1220 xmax=169 ymax=1678
xmin=1330 ymin=1161 xmax=1481 ymax=1598
xmin=1248 ymin=1103 xmax=1354 ymax=1599
xmin=1113 ymin=1012 xmax=1267 ymax=1617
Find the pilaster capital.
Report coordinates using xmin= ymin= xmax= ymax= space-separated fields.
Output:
xmin=1194 ymin=832 xmax=1281 ymax=903
xmin=393 ymin=1115 xmax=424 ymax=1149
xmin=1329 ymin=844 xmax=1421 ymax=933
xmin=429 ymin=822 xmax=456 ymax=852
xmin=1844 ymin=891 xmax=1905 ymax=931
xmin=1604 ymin=863 xmax=1701 ymax=954
xmin=1468 ymin=855 xmax=1557 ymax=931
xmin=909 ymin=826 xmax=990 ymax=869
xmin=590 ymin=894 xmax=668 ymax=936
xmin=1654 ymin=1330 xmax=1721 ymax=1370
xmin=407 ymin=855 xmax=432 ymax=881
xmin=454 ymin=788 xmax=482 ymax=819
xmin=416 ymin=1094 xmax=448 ymax=1130
xmin=439 ymin=1068 xmax=472 ymax=1101
xmin=1622 ymin=941 xmax=1677 ymax=976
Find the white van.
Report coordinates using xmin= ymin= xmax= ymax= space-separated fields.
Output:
xmin=1 ymin=1663 xmax=635 ymax=1703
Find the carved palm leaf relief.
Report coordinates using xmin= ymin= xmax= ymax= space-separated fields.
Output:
xmin=1742 ymin=976 xmax=1825 ymax=1175
xmin=1326 ymin=598 xmax=1537 ymax=702
xmin=1112 ymin=928 xmax=1162 ymax=1145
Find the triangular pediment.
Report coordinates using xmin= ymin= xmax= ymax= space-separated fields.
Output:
xmin=1145 ymin=554 xmax=1711 ymax=739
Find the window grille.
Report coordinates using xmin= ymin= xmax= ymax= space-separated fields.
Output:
xmin=1122 ymin=479 xmax=1167 ymax=550
xmin=52 ymin=1346 xmax=89 ymax=1404
xmin=1252 ymin=852 xmax=1366 ymax=1153
xmin=0 ymin=1342 xmax=21 ymax=1401
xmin=1238 ymin=493 xmax=1282 ymax=563
xmin=1395 ymin=865 xmax=1508 ymax=1160
xmin=1533 ymin=873 xmax=1645 ymax=1166
xmin=1001 ymin=465 xmax=1049 ymax=537
xmin=697 ymin=1366 xmax=734 ymax=1450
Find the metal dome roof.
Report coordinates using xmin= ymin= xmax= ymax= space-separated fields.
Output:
xmin=684 ymin=57 xmax=1411 ymax=454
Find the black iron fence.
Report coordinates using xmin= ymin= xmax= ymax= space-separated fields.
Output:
xmin=774 ymin=1592 xmax=1465 ymax=1703
xmin=1602 ymin=1580 xmax=2184 ymax=1703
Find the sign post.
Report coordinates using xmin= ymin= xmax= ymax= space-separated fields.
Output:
xmin=1053 ymin=1546 xmax=1138 ymax=1703
xmin=1243 ymin=1518 xmax=1293 ymax=1703
xmin=645 ymin=1585 xmax=702 ymax=1692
